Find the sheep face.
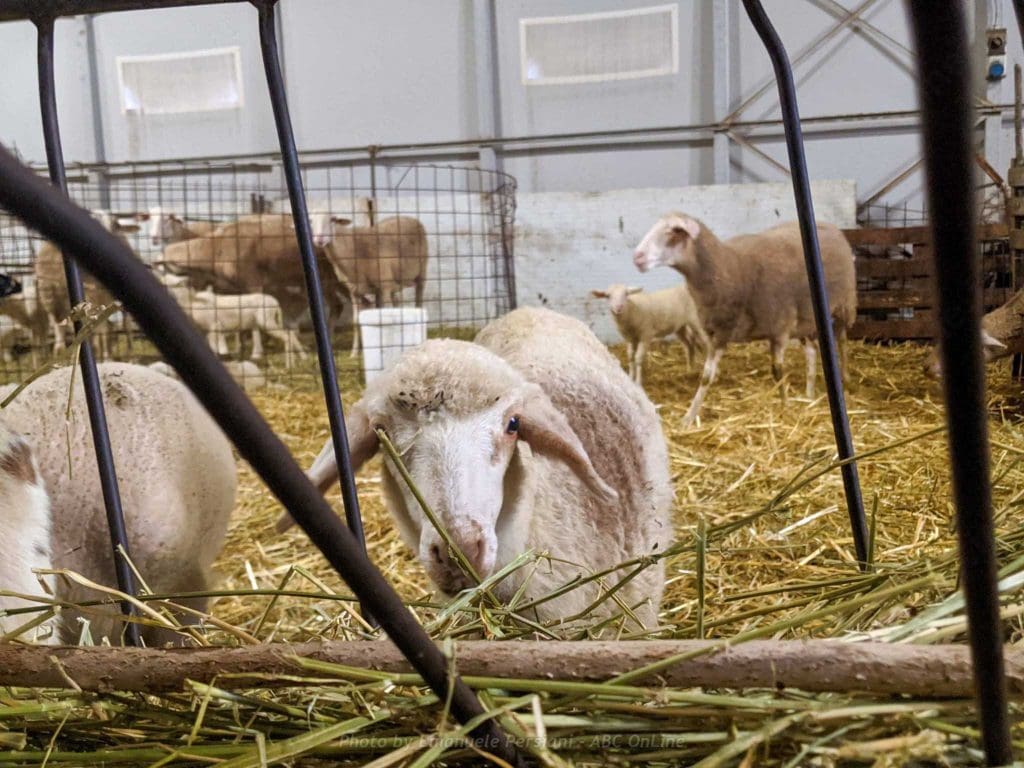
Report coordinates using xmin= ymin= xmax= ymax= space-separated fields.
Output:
xmin=633 ymin=213 xmax=702 ymax=275
xmin=924 ymin=329 xmax=1008 ymax=378
xmin=310 ymin=212 xmax=352 ymax=248
xmin=145 ymin=207 xmax=181 ymax=246
xmin=378 ymin=395 xmax=526 ymax=594
xmin=591 ymin=284 xmax=642 ymax=315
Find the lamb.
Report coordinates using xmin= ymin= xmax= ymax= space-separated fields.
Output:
xmin=590 ymin=282 xmax=709 ymax=387
xmin=924 ymin=287 xmax=1024 ymax=378
xmin=0 ymin=276 xmax=50 ymax=367
xmin=633 ymin=213 xmax=857 ymax=426
xmin=0 ymin=422 xmax=56 ymax=644
xmin=35 ymin=210 xmax=141 ymax=360
xmin=157 ymin=213 xmax=351 ymax=342
xmin=312 ymin=213 xmax=429 ymax=355
xmin=140 ymin=206 xmax=219 ymax=247
xmin=0 ymin=362 xmax=237 ymax=645
xmin=277 ymin=306 xmax=673 ymax=632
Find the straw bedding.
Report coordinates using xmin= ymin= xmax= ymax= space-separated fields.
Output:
xmin=3 ymin=338 xmax=1024 ymax=765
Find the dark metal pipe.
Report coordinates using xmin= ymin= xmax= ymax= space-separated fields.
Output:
xmin=0 ymin=143 xmax=524 ymax=768
xmin=252 ymin=2 xmax=370 ymax=578
xmin=906 ymin=3 xmax=1012 ymax=764
xmin=740 ymin=0 xmax=869 ymax=567
xmin=1014 ymin=0 xmax=1024 ymax=61
xmin=34 ymin=16 xmax=141 ymax=646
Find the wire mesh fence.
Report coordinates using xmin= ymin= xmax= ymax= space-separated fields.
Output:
xmin=0 ymin=159 xmax=517 ymax=387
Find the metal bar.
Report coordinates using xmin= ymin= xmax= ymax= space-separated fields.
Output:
xmin=0 ymin=0 xmax=238 ymax=21
xmin=0 ymin=141 xmax=524 ymax=768
xmin=725 ymin=128 xmax=792 ymax=178
xmin=741 ymin=0 xmax=869 ymax=567
xmin=34 ymin=17 xmax=141 ymax=645
xmin=252 ymin=0 xmax=369 ymax=608
xmin=82 ymin=14 xmax=110 ymax=209
xmin=712 ymin=0 xmax=739 ymax=183
xmin=907 ymin=3 xmax=1012 ymax=764
xmin=1014 ymin=0 xmax=1024 ymax=63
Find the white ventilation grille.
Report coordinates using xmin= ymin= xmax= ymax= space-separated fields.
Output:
xmin=117 ymin=47 xmax=244 ymax=115
xmin=520 ymin=4 xmax=678 ymax=86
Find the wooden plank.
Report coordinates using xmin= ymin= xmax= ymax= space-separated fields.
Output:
xmin=854 ymin=256 xmax=933 ymax=279
xmin=842 ymin=226 xmax=931 ymax=246
xmin=857 ymin=290 xmax=931 ymax=310
xmin=851 ymin=317 xmax=935 ymax=339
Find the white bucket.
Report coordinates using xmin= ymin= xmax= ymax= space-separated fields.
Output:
xmin=359 ymin=307 xmax=428 ymax=384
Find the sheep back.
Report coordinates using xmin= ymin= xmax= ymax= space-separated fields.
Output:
xmin=0 ymin=362 xmax=237 ymax=644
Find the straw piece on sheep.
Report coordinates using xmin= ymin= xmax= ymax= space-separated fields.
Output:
xmin=634 ymin=213 xmax=857 ymax=425
xmin=0 ymin=421 xmax=56 ymax=644
xmin=277 ymin=306 xmax=673 ymax=632
xmin=0 ymin=363 xmax=237 ymax=646
xmin=591 ymin=282 xmax=708 ymax=387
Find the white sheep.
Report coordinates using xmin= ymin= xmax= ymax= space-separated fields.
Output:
xmin=0 ymin=362 xmax=237 ymax=645
xmin=591 ymin=282 xmax=708 ymax=387
xmin=141 ymin=206 xmax=219 ymax=247
xmin=634 ymin=213 xmax=857 ymax=425
xmin=278 ymin=307 xmax=673 ymax=632
xmin=0 ymin=422 xmax=56 ymax=644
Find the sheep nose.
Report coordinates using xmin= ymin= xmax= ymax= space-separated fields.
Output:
xmin=430 ymin=535 xmax=489 ymax=576
xmin=633 ymin=250 xmax=648 ymax=271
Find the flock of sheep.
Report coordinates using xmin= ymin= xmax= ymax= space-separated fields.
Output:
xmin=0 ymin=198 xmax=430 ymax=374
xmin=0 ymin=209 xmax=1019 ymax=644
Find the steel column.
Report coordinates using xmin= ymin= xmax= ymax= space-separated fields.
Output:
xmin=34 ymin=15 xmax=140 ymax=646
xmin=907 ymin=3 xmax=1012 ymax=764
xmin=712 ymin=0 xmax=739 ymax=183
xmin=741 ymin=0 xmax=870 ymax=567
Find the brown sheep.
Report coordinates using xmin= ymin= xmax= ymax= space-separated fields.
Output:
xmin=633 ymin=214 xmax=857 ymax=425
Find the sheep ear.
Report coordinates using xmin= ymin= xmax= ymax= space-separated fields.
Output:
xmin=626 ymin=286 xmax=643 ymax=295
xmin=981 ymin=329 xmax=1006 ymax=350
xmin=668 ymin=215 xmax=700 ymax=240
xmin=274 ymin=402 xmax=379 ymax=532
xmin=591 ymin=289 xmax=609 ymax=298
xmin=517 ymin=386 xmax=618 ymax=503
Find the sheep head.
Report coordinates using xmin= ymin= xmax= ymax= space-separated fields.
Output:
xmin=591 ymin=284 xmax=642 ymax=316
xmin=633 ymin=212 xmax=702 ymax=275
xmin=278 ymin=339 xmax=617 ymax=596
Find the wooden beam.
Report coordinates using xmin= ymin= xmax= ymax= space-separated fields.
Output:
xmin=0 ymin=640 xmax=1021 ymax=699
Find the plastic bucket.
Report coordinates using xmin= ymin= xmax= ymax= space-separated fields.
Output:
xmin=359 ymin=307 xmax=428 ymax=384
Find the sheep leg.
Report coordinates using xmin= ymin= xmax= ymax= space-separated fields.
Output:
xmin=837 ymin=323 xmax=850 ymax=385
xmin=683 ymin=346 xmax=724 ymax=427
xmin=49 ymin=314 xmax=63 ymax=355
xmin=770 ymin=335 xmax=790 ymax=402
xmin=414 ymin=275 xmax=425 ymax=307
xmin=804 ymin=338 xmax=817 ymax=399
xmin=350 ymin=296 xmax=363 ymax=357
xmin=635 ymin=340 xmax=648 ymax=388
xmin=250 ymin=328 xmax=264 ymax=361
xmin=626 ymin=342 xmax=636 ymax=381
xmin=677 ymin=329 xmax=694 ymax=370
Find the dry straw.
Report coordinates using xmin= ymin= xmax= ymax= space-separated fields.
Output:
xmin=2 ymin=339 xmax=1024 ymax=765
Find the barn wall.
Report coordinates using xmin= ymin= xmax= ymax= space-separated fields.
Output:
xmin=0 ymin=1 xmax=1007 ymax=212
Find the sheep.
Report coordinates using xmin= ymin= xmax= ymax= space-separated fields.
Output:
xmin=0 ymin=316 xmax=30 ymax=363
xmin=633 ymin=213 xmax=857 ymax=426
xmin=312 ymin=213 xmax=429 ymax=356
xmin=140 ymin=206 xmax=219 ymax=247
xmin=0 ymin=362 xmax=237 ymax=645
xmin=0 ymin=422 xmax=57 ymax=644
xmin=157 ymin=213 xmax=351 ymax=343
xmin=277 ymin=306 xmax=673 ymax=632
xmin=148 ymin=358 xmax=268 ymax=391
xmin=35 ymin=210 xmax=141 ymax=360
xmin=924 ymin=287 xmax=1024 ymax=378
xmin=0 ymin=275 xmax=50 ymax=368
xmin=590 ymin=282 xmax=709 ymax=387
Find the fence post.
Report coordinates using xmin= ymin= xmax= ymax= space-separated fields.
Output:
xmin=33 ymin=15 xmax=141 ymax=646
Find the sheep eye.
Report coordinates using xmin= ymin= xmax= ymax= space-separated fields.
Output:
xmin=506 ymin=416 xmax=520 ymax=435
